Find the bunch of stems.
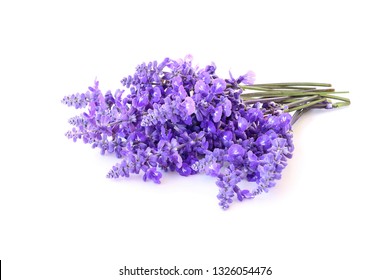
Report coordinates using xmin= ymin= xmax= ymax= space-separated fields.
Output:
xmin=240 ymin=83 xmax=350 ymax=124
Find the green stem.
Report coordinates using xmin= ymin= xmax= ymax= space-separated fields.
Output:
xmin=285 ymin=95 xmax=320 ymax=109
xmin=322 ymin=94 xmax=350 ymax=103
xmin=284 ymin=98 xmax=327 ymax=113
xmin=291 ymin=109 xmax=308 ymax=125
xmin=244 ymin=96 xmax=291 ymax=104
xmin=239 ymin=82 xmax=350 ymax=118
xmin=246 ymin=82 xmax=332 ymax=88
xmin=332 ymin=101 xmax=351 ymax=108
xmin=253 ymin=85 xmax=319 ymax=90
xmin=240 ymin=85 xmax=279 ymax=91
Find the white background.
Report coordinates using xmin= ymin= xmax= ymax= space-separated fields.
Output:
xmin=1 ymin=0 xmax=389 ymax=279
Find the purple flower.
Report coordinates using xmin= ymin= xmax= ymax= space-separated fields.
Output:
xmin=183 ymin=97 xmax=195 ymax=115
xmin=222 ymin=98 xmax=232 ymax=117
xmin=177 ymin=163 xmax=192 ymax=176
xmin=228 ymin=144 xmax=245 ymax=158
xmin=143 ymin=167 xmax=162 ymax=184
xmin=194 ymin=80 xmax=209 ymax=94
xmin=211 ymin=78 xmax=226 ymax=94
xmin=216 ymin=165 xmax=243 ymax=209
xmin=172 ymin=76 xmax=182 ymax=90
xmin=206 ymin=162 xmax=221 ymax=177
xmin=237 ymin=116 xmax=249 ymax=131
xmin=211 ymin=106 xmax=222 ymax=123
xmin=241 ymin=71 xmax=256 ymax=85
xmin=178 ymin=85 xmax=187 ymax=100
xmin=222 ymin=131 xmax=233 ymax=143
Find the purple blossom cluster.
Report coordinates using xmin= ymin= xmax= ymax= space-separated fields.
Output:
xmin=62 ymin=55 xmax=294 ymax=210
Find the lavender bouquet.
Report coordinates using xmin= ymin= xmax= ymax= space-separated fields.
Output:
xmin=62 ymin=55 xmax=350 ymax=210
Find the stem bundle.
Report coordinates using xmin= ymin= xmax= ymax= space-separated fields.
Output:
xmin=240 ymin=83 xmax=350 ymax=124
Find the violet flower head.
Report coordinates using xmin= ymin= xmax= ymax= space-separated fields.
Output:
xmin=183 ymin=97 xmax=195 ymax=115
xmin=242 ymin=71 xmax=256 ymax=85
xmin=228 ymin=144 xmax=245 ymax=158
